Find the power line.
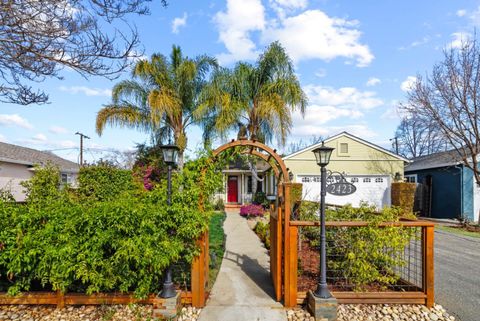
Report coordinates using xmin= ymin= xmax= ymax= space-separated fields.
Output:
xmin=390 ymin=136 xmax=399 ymax=155
xmin=75 ymin=132 xmax=90 ymax=166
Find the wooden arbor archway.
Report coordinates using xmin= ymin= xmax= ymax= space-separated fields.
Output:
xmin=210 ymin=139 xmax=295 ymax=305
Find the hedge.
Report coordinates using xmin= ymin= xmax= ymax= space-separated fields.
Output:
xmin=0 ymin=157 xmax=224 ymax=297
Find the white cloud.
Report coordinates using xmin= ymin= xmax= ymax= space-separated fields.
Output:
xmin=456 ymin=9 xmax=467 ymax=17
xmin=469 ymin=7 xmax=480 ymax=25
xmin=214 ymin=0 xmax=265 ymax=64
xmin=381 ymin=102 xmax=402 ymax=120
xmin=0 ymin=134 xmax=6 ymax=142
xmin=49 ymin=126 xmax=69 ymax=134
xmin=291 ymin=123 xmax=376 ymax=139
xmin=58 ymin=140 xmax=77 ymax=148
xmin=32 ymin=134 xmax=48 ymax=142
xmin=293 ymin=105 xmax=363 ymax=127
xmin=400 ymin=76 xmax=417 ymax=92
xmin=287 ymin=84 xmax=382 ymax=141
xmin=0 ymin=114 xmax=33 ymax=129
xmin=272 ymin=0 xmax=308 ymax=10
xmin=366 ymin=77 xmax=381 ymax=87
xmin=16 ymin=137 xmax=76 ymax=149
xmin=59 ymin=86 xmax=111 ymax=97
xmin=449 ymin=31 xmax=471 ymax=49
xmin=172 ymin=12 xmax=188 ymax=34
xmin=305 ymin=85 xmax=383 ymax=109
xmin=262 ymin=10 xmax=374 ymax=67
xmin=315 ymin=69 xmax=327 ymax=78
xmin=214 ymin=2 xmax=373 ymax=67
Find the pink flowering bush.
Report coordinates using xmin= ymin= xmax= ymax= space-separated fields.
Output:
xmin=240 ymin=204 xmax=264 ymax=218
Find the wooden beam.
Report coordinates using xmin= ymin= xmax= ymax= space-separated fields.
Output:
xmin=212 ymin=140 xmax=290 ymax=182
xmin=423 ymin=226 xmax=435 ymax=308
xmin=289 ymin=220 xmax=435 ymax=227
xmin=296 ymin=291 xmax=427 ymax=306
xmin=191 ymin=231 xmax=208 ymax=308
xmin=0 ymin=292 xmax=200 ymax=306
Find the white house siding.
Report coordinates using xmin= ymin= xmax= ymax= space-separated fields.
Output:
xmin=0 ymin=162 xmax=34 ymax=201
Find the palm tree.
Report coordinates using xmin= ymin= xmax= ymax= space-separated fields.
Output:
xmin=197 ymin=41 xmax=307 ymax=146
xmin=96 ymin=45 xmax=217 ymax=168
xmin=196 ymin=41 xmax=307 ymax=194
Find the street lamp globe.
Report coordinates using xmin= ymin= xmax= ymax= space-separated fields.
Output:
xmin=160 ymin=144 xmax=179 ymax=166
xmin=312 ymin=142 xmax=334 ymax=167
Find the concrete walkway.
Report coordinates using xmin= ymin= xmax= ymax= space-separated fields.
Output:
xmin=198 ymin=209 xmax=287 ymax=321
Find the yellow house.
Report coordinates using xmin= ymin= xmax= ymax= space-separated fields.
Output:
xmin=283 ymin=132 xmax=409 ymax=208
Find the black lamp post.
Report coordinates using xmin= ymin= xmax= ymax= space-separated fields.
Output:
xmin=159 ymin=143 xmax=179 ymax=299
xmin=312 ymin=142 xmax=334 ymax=299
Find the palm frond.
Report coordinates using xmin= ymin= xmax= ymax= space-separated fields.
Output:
xmin=96 ymin=104 xmax=152 ymax=136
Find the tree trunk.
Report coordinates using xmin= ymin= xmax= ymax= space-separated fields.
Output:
xmin=177 ymin=150 xmax=184 ymax=170
xmin=251 ymin=159 xmax=257 ymax=200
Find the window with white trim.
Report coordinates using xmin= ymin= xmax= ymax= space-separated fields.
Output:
xmin=61 ymin=173 xmax=73 ymax=185
xmin=375 ymin=177 xmax=384 ymax=183
xmin=351 ymin=177 xmax=359 ymax=183
xmin=363 ymin=177 xmax=371 ymax=183
xmin=404 ymin=175 xmax=417 ymax=183
xmin=301 ymin=177 xmax=310 ymax=183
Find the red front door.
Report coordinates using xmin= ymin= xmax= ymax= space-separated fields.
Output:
xmin=227 ymin=176 xmax=238 ymax=203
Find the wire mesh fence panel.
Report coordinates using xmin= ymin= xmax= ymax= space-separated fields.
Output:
xmin=297 ymin=225 xmax=423 ymax=293
xmin=173 ymin=259 xmax=192 ymax=292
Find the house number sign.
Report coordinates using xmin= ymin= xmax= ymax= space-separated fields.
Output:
xmin=326 ymin=171 xmax=356 ymax=196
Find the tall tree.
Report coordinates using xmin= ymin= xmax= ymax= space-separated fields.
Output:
xmin=394 ymin=114 xmax=446 ymax=159
xmin=196 ymin=41 xmax=307 ymax=193
xmin=0 ymin=0 xmax=167 ymax=105
xmin=96 ymin=46 xmax=217 ymax=168
xmin=197 ymin=41 xmax=307 ymax=146
xmin=401 ymin=36 xmax=480 ymax=222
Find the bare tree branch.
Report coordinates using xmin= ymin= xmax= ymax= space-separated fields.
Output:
xmin=0 ymin=0 xmax=168 ymax=105
xmin=399 ymin=36 xmax=480 ymax=191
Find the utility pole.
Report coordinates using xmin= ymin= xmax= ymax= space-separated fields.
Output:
xmin=75 ymin=132 xmax=90 ymax=166
xmin=390 ymin=136 xmax=399 ymax=155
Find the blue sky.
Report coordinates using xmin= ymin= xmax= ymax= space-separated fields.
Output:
xmin=1 ymin=0 xmax=479 ymax=163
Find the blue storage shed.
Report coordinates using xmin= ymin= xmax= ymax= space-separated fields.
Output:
xmin=405 ymin=150 xmax=480 ymax=222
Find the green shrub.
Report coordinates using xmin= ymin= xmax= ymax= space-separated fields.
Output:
xmin=75 ymin=163 xmax=138 ymax=201
xmin=0 ymin=154 xmax=224 ymax=297
xmin=253 ymin=192 xmax=269 ymax=208
xmin=254 ymin=221 xmax=270 ymax=249
xmin=213 ymin=198 xmax=225 ymax=211
xmin=299 ymin=202 xmax=416 ymax=290
xmin=21 ymin=164 xmax=62 ymax=203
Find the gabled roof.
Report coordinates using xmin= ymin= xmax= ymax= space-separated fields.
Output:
xmin=283 ymin=131 xmax=410 ymax=162
xmin=405 ymin=149 xmax=464 ymax=172
xmin=0 ymin=142 xmax=79 ymax=172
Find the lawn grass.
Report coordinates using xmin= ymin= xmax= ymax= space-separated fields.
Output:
xmin=436 ymin=225 xmax=480 ymax=238
xmin=208 ymin=211 xmax=226 ymax=290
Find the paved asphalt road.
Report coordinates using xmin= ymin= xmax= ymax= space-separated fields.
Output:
xmin=434 ymin=230 xmax=480 ymax=321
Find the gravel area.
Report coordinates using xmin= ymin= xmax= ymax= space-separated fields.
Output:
xmin=0 ymin=305 xmax=201 ymax=321
xmin=286 ymin=304 xmax=455 ymax=321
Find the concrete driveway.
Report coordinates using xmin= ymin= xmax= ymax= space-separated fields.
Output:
xmin=434 ymin=229 xmax=480 ymax=321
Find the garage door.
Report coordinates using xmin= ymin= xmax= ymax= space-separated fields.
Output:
xmin=297 ymin=175 xmax=391 ymax=209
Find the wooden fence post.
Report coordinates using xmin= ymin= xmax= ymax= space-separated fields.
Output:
xmin=423 ymin=226 xmax=434 ymax=308
xmin=284 ymin=183 xmax=299 ymax=307
xmin=56 ymin=290 xmax=65 ymax=309
xmin=191 ymin=231 xmax=208 ymax=308
xmin=285 ymin=226 xmax=298 ymax=307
